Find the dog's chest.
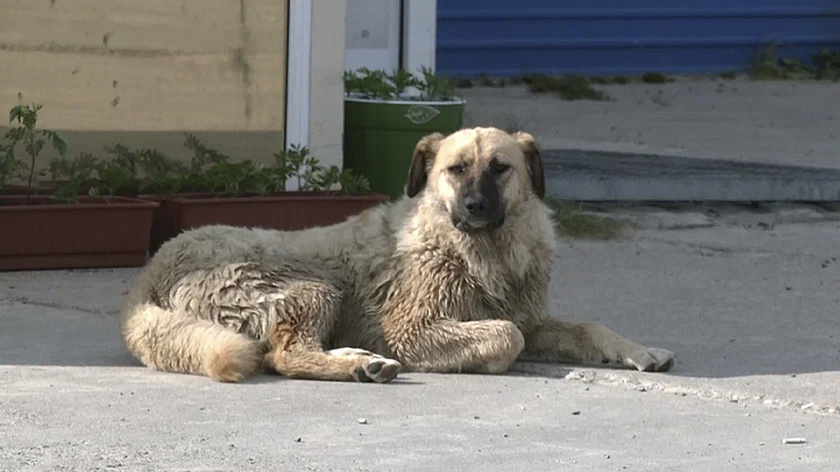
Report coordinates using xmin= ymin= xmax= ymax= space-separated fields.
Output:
xmin=428 ymin=247 xmax=529 ymax=321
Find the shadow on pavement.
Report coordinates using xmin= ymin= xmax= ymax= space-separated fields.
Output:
xmin=2 ymin=269 xmax=837 ymax=380
xmin=0 ymin=306 xmax=140 ymax=367
xmin=2 ymin=303 xmax=837 ymax=380
xmin=0 ymin=302 xmax=428 ymax=388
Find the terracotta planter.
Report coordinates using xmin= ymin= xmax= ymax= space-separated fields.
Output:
xmin=139 ymin=192 xmax=389 ymax=254
xmin=0 ymin=196 xmax=159 ymax=271
xmin=0 ymin=183 xmax=60 ymax=195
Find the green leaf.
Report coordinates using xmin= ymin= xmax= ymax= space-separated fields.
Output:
xmin=9 ymin=105 xmax=23 ymax=124
xmin=183 ymin=133 xmax=230 ymax=172
xmin=43 ymin=130 xmax=69 ymax=158
xmin=338 ymin=168 xmax=370 ymax=195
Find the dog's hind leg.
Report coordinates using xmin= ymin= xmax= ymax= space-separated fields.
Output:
xmin=168 ymin=263 xmax=401 ymax=383
xmin=265 ymin=342 xmax=401 ymax=383
xmin=161 ymin=263 xmax=398 ymax=382
xmin=262 ymin=280 xmax=402 ymax=383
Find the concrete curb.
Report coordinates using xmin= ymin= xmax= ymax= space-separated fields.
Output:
xmin=543 ymin=149 xmax=840 ymax=201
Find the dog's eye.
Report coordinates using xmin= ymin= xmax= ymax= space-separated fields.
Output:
xmin=447 ymin=164 xmax=466 ymax=176
xmin=491 ymin=163 xmax=511 ymax=175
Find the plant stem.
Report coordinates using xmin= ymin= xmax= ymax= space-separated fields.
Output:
xmin=26 ymin=135 xmax=36 ymax=203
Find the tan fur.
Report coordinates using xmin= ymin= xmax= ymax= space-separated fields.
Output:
xmin=120 ymin=303 xmax=263 ymax=381
xmin=119 ymin=127 xmax=674 ymax=383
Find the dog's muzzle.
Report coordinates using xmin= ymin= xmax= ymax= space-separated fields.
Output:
xmin=451 ymin=194 xmax=505 ymax=232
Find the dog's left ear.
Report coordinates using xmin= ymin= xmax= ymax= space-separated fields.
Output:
xmin=406 ymin=132 xmax=444 ymax=198
xmin=512 ymin=132 xmax=545 ymax=199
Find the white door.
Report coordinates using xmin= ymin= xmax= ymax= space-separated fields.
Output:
xmin=345 ymin=0 xmax=401 ymax=72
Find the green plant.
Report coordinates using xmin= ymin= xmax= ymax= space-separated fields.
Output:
xmin=105 ymin=144 xmax=183 ymax=178
xmin=343 ymin=68 xmax=399 ymax=100
xmin=589 ymin=76 xmax=630 ymax=85
xmin=415 ymin=66 xmax=456 ymax=100
xmin=452 ymin=77 xmax=475 ymax=88
xmin=137 ymin=171 xmax=185 ymax=197
xmin=105 ymin=143 xmax=188 ymax=196
xmin=748 ymin=45 xmax=814 ymax=80
xmin=0 ymin=142 xmax=26 ymax=190
xmin=778 ymin=57 xmax=812 ymax=79
xmin=273 ymin=144 xmax=370 ymax=194
xmin=749 ymin=45 xmax=785 ymax=79
xmin=641 ymin=72 xmax=671 ymax=84
xmin=158 ymin=135 xmax=371 ymax=196
xmin=343 ymin=66 xmax=457 ymax=101
xmin=813 ymin=49 xmax=840 ymax=81
xmin=48 ymin=142 xmax=194 ymax=201
xmin=49 ymin=152 xmax=137 ymax=202
xmin=747 ymin=45 xmax=840 ymax=81
xmin=390 ymin=68 xmax=420 ymax=95
xmin=2 ymin=104 xmax=68 ymax=199
xmin=337 ymin=169 xmax=371 ymax=195
xmin=272 ymin=144 xmax=319 ymax=191
xmin=200 ymin=160 xmax=271 ymax=196
xmin=3 ymin=103 xmax=373 ymax=200
xmin=523 ymin=74 xmax=610 ymax=101
xmin=48 ymin=152 xmax=100 ymax=202
xmin=95 ymin=160 xmax=138 ymax=197
xmin=544 ymin=196 xmax=628 ymax=240
xmin=183 ymin=133 xmax=230 ymax=173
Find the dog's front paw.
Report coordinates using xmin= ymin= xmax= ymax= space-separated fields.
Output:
xmin=624 ymin=346 xmax=674 ymax=372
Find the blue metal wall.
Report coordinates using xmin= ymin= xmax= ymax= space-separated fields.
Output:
xmin=436 ymin=0 xmax=840 ymax=77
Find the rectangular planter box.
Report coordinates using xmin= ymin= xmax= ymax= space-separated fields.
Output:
xmin=0 ymin=196 xmax=159 ymax=271
xmin=139 ymin=192 xmax=389 ymax=254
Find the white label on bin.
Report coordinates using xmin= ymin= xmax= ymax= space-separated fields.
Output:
xmin=404 ymin=105 xmax=440 ymax=125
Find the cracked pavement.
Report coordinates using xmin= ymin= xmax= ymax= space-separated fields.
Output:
xmin=1 ymin=217 xmax=839 ymax=471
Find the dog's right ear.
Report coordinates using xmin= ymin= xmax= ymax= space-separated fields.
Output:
xmin=406 ymin=132 xmax=444 ymax=198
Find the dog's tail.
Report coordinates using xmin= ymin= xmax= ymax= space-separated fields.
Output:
xmin=120 ymin=303 xmax=263 ymax=382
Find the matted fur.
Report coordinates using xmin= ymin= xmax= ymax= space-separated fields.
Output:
xmin=119 ymin=127 xmax=674 ymax=383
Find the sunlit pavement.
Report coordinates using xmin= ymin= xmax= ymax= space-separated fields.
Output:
xmin=1 ymin=220 xmax=839 ymax=471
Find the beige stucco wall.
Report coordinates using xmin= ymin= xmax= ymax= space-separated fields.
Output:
xmin=0 ymin=0 xmax=287 ymax=167
xmin=308 ymin=0 xmax=347 ymax=171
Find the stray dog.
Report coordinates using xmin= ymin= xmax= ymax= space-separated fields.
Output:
xmin=120 ymin=127 xmax=674 ymax=383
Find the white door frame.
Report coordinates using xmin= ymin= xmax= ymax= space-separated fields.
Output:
xmin=285 ymin=0 xmax=312 ymax=155
xmin=401 ymin=0 xmax=437 ymax=75
xmin=285 ymin=0 xmax=312 ymax=190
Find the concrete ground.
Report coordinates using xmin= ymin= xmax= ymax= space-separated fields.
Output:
xmin=460 ymin=77 xmax=840 ymax=170
xmin=1 ymin=212 xmax=839 ymax=471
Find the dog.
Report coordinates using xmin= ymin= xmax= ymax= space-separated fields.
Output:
xmin=119 ymin=127 xmax=674 ymax=383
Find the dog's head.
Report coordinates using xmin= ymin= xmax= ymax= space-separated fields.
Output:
xmin=406 ymin=127 xmax=545 ymax=233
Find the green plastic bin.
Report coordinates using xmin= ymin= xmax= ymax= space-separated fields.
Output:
xmin=343 ymin=97 xmax=465 ymax=200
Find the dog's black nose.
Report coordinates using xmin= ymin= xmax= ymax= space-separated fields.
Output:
xmin=463 ymin=195 xmax=487 ymax=216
